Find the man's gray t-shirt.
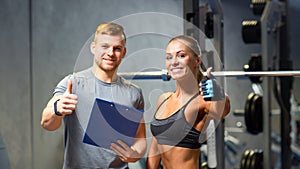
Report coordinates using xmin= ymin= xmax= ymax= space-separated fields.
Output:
xmin=53 ymin=68 xmax=144 ymax=169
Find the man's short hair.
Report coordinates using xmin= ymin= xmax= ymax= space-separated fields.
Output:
xmin=94 ymin=22 xmax=126 ymax=43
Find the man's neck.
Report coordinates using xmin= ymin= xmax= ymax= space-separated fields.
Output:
xmin=92 ymin=66 xmax=117 ymax=83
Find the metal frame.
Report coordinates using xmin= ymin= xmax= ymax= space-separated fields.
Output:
xmin=261 ymin=1 xmax=287 ymax=168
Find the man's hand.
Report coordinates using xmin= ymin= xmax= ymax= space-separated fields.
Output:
xmin=110 ymin=140 xmax=141 ymax=163
xmin=56 ymin=79 xmax=78 ymax=116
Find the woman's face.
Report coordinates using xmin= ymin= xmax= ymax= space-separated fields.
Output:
xmin=165 ymin=40 xmax=200 ymax=81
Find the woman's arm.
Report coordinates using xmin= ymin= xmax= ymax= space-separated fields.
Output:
xmin=222 ymin=95 xmax=231 ymax=118
xmin=206 ymin=95 xmax=231 ymax=121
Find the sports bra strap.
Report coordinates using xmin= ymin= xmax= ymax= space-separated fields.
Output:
xmin=155 ymin=94 xmax=172 ymax=112
xmin=155 ymin=92 xmax=199 ymax=113
xmin=182 ymin=92 xmax=199 ymax=110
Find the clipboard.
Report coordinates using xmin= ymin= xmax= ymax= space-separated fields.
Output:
xmin=83 ymin=98 xmax=144 ymax=149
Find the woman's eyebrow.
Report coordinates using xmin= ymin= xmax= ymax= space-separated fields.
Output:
xmin=166 ymin=50 xmax=184 ymax=55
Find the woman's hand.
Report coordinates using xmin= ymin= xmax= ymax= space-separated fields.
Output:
xmin=199 ymin=67 xmax=225 ymax=101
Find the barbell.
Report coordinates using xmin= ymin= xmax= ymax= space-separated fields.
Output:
xmin=204 ymin=70 xmax=300 ymax=77
xmin=118 ymin=70 xmax=300 ymax=80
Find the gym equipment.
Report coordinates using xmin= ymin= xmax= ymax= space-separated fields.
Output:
xmin=232 ymin=92 xmax=263 ymax=135
xmin=243 ymin=54 xmax=262 ymax=83
xmin=118 ymin=70 xmax=170 ymax=81
xmin=250 ymin=0 xmax=267 ymax=16
xmin=244 ymin=92 xmax=263 ymax=135
xmin=242 ymin=20 xmax=261 ymax=44
xmin=205 ymin=12 xmax=214 ymax=39
xmin=206 ymin=70 xmax=300 ymax=77
xmin=118 ymin=70 xmax=300 ymax=80
xmin=239 ymin=134 xmax=300 ymax=169
xmin=240 ymin=149 xmax=263 ymax=169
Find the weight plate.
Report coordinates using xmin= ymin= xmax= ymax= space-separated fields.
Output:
xmin=249 ymin=94 xmax=263 ymax=134
xmin=245 ymin=149 xmax=255 ymax=169
xmin=250 ymin=150 xmax=257 ymax=169
xmin=254 ymin=149 xmax=263 ymax=169
xmin=241 ymin=149 xmax=251 ymax=169
xmin=245 ymin=92 xmax=256 ymax=134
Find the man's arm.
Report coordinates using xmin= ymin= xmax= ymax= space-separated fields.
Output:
xmin=41 ymin=95 xmax=65 ymax=131
xmin=110 ymin=88 xmax=146 ymax=162
xmin=41 ymin=79 xmax=77 ymax=131
xmin=131 ymin=118 xmax=147 ymax=158
xmin=110 ymin=118 xmax=147 ymax=163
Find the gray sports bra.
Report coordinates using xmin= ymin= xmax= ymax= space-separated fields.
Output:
xmin=150 ymin=93 xmax=201 ymax=149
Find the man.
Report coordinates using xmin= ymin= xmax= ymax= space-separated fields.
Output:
xmin=41 ymin=22 xmax=146 ymax=169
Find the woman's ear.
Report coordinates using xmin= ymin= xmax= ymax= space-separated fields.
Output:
xmin=90 ymin=41 xmax=96 ymax=55
xmin=122 ymin=47 xmax=127 ymax=58
xmin=196 ymin=55 xmax=202 ymax=67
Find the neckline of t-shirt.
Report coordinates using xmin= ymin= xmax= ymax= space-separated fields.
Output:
xmin=94 ymin=75 xmax=120 ymax=86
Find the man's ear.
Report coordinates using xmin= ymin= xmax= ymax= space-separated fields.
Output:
xmin=90 ymin=41 xmax=96 ymax=55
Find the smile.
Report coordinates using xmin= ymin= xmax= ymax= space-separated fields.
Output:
xmin=103 ymin=58 xmax=116 ymax=62
xmin=170 ymin=67 xmax=183 ymax=73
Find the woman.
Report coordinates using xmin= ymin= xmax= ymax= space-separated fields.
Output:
xmin=146 ymin=35 xmax=230 ymax=169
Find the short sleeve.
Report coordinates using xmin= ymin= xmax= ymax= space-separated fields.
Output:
xmin=136 ymin=87 xmax=145 ymax=111
xmin=53 ymin=74 xmax=73 ymax=96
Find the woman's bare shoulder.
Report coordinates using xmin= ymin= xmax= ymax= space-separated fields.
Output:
xmin=156 ymin=92 xmax=173 ymax=105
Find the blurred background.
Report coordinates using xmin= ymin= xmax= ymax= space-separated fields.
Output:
xmin=0 ymin=0 xmax=299 ymax=168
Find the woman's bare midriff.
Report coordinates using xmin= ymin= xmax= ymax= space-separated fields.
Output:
xmin=158 ymin=145 xmax=200 ymax=169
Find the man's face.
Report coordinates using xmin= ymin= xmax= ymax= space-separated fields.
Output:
xmin=91 ymin=34 xmax=126 ymax=72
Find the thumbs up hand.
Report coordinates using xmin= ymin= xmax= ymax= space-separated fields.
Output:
xmin=199 ymin=67 xmax=225 ymax=101
xmin=65 ymin=79 xmax=73 ymax=95
xmin=55 ymin=79 xmax=78 ymax=116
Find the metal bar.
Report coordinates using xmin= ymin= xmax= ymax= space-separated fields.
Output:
xmin=206 ymin=70 xmax=300 ymax=77
xmin=118 ymin=71 xmax=170 ymax=81
xmin=118 ymin=70 xmax=300 ymax=81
